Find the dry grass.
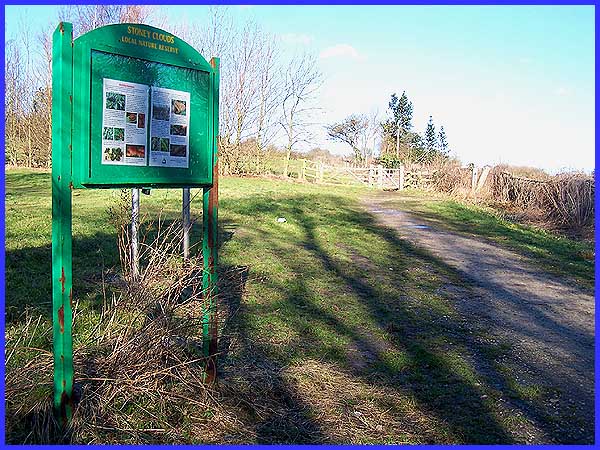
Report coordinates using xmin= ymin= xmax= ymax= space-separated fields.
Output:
xmin=4 ymin=191 xmax=233 ymax=444
xmin=430 ymin=161 xmax=472 ymax=196
xmin=491 ymin=170 xmax=594 ymax=231
xmin=281 ymin=360 xmax=452 ymax=444
xmin=543 ymin=173 xmax=595 ymax=229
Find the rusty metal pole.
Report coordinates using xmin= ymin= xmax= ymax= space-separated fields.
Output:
xmin=202 ymin=57 xmax=220 ymax=383
xmin=51 ymin=21 xmax=75 ymax=425
xmin=182 ymin=188 xmax=190 ymax=261
xmin=131 ymin=188 xmax=140 ymax=278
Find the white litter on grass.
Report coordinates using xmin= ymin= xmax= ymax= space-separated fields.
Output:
xmin=277 ymin=217 xmax=287 ymax=223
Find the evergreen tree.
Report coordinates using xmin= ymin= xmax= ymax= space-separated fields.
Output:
xmin=425 ymin=116 xmax=437 ymax=156
xmin=397 ymin=91 xmax=413 ymax=134
xmin=438 ymin=126 xmax=449 ymax=156
xmin=382 ymin=91 xmax=414 ymax=159
xmin=408 ymin=131 xmax=426 ymax=163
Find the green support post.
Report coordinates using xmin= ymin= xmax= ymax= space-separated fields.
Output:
xmin=202 ymin=57 xmax=220 ymax=383
xmin=51 ymin=22 xmax=75 ymax=424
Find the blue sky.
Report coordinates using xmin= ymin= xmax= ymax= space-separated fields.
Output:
xmin=5 ymin=5 xmax=595 ymax=173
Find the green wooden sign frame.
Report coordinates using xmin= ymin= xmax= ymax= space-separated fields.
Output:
xmin=51 ymin=22 xmax=220 ymax=424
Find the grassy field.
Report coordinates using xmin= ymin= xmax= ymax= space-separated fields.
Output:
xmin=4 ymin=168 xmax=594 ymax=444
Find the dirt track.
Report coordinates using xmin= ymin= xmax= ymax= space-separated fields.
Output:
xmin=364 ymin=195 xmax=595 ymax=444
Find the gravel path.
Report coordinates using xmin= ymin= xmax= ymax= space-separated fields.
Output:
xmin=364 ymin=196 xmax=595 ymax=444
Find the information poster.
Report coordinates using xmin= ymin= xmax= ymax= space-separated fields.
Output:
xmin=101 ymin=79 xmax=149 ymax=166
xmin=149 ymin=86 xmax=191 ymax=168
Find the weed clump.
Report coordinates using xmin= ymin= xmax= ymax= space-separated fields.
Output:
xmin=5 ymin=191 xmax=228 ymax=443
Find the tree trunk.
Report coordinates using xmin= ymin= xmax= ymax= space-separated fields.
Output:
xmin=284 ymin=147 xmax=291 ymax=178
xmin=27 ymin=122 xmax=32 ymax=168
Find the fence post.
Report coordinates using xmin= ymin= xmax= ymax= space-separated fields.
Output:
xmin=476 ymin=166 xmax=491 ymax=192
xmin=301 ymin=159 xmax=306 ymax=181
xmin=471 ymin=166 xmax=479 ymax=192
xmin=377 ymin=165 xmax=383 ymax=189
xmin=368 ymin=165 xmax=374 ymax=187
xmin=182 ymin=187 xmax=191 ymax=261
xmin=318 ymin=162 xmax=324 ymax=183
xmin=398 ymin=165 xmax=404 ymax=190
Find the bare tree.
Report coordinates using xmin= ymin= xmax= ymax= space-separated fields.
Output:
xmin=326 ymin=114 xmax=369 ymax=164
xmin=177 ymin=8 xmax=270 ymax=175
xmin=279 ymin=53 xmax=322 ymax=177
xmin=58 ymin=5 xmax=155 ymax=37
xmin=362 ymin=109 xmax=381 ymax=165
xmin=29 ymin=25 xmax=54 ymax=167
xmin=177 ymin=8 xmax=301 ymax=176
xmin=171 ymin=7 xmax=236 ymax=171
xmin=175 ymin=6 xmax=233 ymax=60
xmin=5 ymin=39 xmax=26 ymax=166
xmin=253 ymin=32 xmax=283 ymax=173
xmin=5 ymin=14 xmax=54 ymax=168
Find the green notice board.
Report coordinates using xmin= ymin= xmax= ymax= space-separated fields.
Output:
xmin=52 ymin=22 xmax=221 ymax=422
xmin=70 ymin=23 xmax=219 ymax=188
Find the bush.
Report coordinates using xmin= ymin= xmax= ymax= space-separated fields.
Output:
xmin=492 ymin=170 xmax=594 ymax=230
xmin=377 ymin=154 xmax=403 ymax=169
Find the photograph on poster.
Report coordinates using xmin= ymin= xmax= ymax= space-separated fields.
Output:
xmin=170 ymin=144 xmax=187 ymax=157
xmin=126 ymin=144 xmax=146 ymax=158
xmin=101 ymin=78 xmax=149 ymax=166
xmin=103 ymin=146 xmax=123 ymax=162
xmin=170 ymin=124 xmax=187 ymax=136
xmin=105 ymin=92 xmax=125 ymax=110
xmin=172 ymin=99 xmax=187 ymax=115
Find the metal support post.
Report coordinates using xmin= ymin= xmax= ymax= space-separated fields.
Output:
xmin=131 ymin=188 xmax=140 ymax=278
xmin=182 ymin=188 xmax=191 ymax=261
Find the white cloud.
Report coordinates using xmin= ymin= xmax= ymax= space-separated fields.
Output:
xmin=319 ymin=44 xmax=361 ymax=60
xmin=555 ymin=86 xmax=571 ymax=96
xmin=280 ymin=33 xmax=314 ymax=46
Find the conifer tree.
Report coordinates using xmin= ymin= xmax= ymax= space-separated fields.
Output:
xmin=438 ymin=126 xmax=449 ymax=156
xmin=425 ymin=115 xmax=437 ymax=156
xmin=397 ymin=91 xmax=413 ymax=135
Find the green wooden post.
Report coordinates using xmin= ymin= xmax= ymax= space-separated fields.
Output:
xmin=51 ymin=22 xmax=75 ymax=424
xmin=203 ymin=57 xmax=220 ymax=383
